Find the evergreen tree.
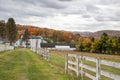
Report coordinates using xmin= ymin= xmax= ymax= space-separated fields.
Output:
xmin=23 ymin=29 xmax=30 ymax=43
xmin=0 ymin=20 xmax=5 ymax=38
xmin=114 ymin=37 xmax=120 ymax=54
xmin=106 ymin=37 xmax=113 ymax=54
xmin=117 ymin=37 xmax=120 ymax=54
xmin=53 ymin=31 xmax=58 ymax=42
xmin=90 ymin=37 xmax=95 ymax=42
xmin=6 ymin=18 xmax=17 ymax=45
xmin=23 ymin=29 xmax=30 ymax=48
xmin=100 ymin=33 xmax=109 ymax=53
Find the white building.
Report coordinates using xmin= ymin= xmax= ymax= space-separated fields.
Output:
xmin=15 ymin=36 xmax=47 ymax=48
xmin=41 ymin=43 xmax=76 ymax=50
xmin=55 ymin=45 xmax=76 ymax=50
xmin=29 ymin=36 xmax=44 ymax=48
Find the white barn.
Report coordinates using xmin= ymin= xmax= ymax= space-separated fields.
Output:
xmin=29 ymin=36 xmax=44 ymax=48
xmin=55 ymin=45 xmax=76 ymax=50
xmin=15 ymin=36 xmax=47 ymax=48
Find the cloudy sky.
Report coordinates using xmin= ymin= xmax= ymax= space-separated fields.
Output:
xmin=0 ymin=0 xmax=120 ymax=32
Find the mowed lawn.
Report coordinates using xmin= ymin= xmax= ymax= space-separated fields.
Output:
xmin=0 ymin=49 xmax=79 ymax=80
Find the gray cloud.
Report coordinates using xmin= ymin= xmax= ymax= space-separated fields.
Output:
xmin=86 ymin=4 xmax=100 ymax=14
xmin=17 ymin=0 xmax=67 ymax=9
xmin=0 ymin=0 xmax=120 ymax=32
xmin=82 ymin=14 xmax=91 ymax=18
xmin=59 ymin=0 xmax=72 ymax=1
xmin=99 ymin=0 xmax=120 ymax=5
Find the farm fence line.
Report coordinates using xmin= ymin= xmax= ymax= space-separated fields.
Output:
xmin=65 ymin=53 xmax=120 ymax=80
xmin=31 ymin=47 xmax=50 ymax=61
xmin=0 ymin=44 xmax=14 ymax=52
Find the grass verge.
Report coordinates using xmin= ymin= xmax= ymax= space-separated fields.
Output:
xmin=0 ymin=49 xmax=80 ymax=80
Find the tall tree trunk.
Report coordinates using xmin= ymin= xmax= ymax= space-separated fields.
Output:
xmin=10 ymin=41 xmax=12 ymax=46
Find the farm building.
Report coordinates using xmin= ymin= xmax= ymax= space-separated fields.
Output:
xmin=15 ymin=36 xmax=47 ymax=48
xmin=0 ymin=38 xmax=8 ymax=44
xmin=41 ymin=43 xmax=76 ymax=50
xmin=28 ymin=36 xmax=47 ymax=48
xmin=0 ymin=38 xmax=3 ymax=44
xmin=15 ymin=35 xmax=76 ymax=50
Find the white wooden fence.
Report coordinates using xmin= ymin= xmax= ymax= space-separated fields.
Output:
xmin=31 ymin=48 xmax=50 ymax=61
xmin=31 ymin=47 xmax=36 ymax=52
xmin=65 ymin=54 xmax=120 ymax=80
xmin=0 ymin=44 xmax=14 ymax=52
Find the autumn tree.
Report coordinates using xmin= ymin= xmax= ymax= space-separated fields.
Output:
xmin=77 ymin=41 xmax=84 ymax=51
xmin=83 ymin=38 xmax=92 ymax=52
xmin=91 ymin=39 xmax=102 ymax=53
xmin=58 ymin=32 xmax=63 ymax=42
xmin=76 ymin=36 xmax=84 ymax=52
xmin=35 ymin=30 xmax=40 ymax=36
xmin=109 ymin=37 xmax=120 ymax=54
xmin=6 ymin=18 xmax=17 ymax=45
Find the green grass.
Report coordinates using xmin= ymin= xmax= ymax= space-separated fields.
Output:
xmin=0 ymin=49 xmax=80 ymax=80
xmin=83 ymin=60 xmax=120 ymax=76
xmin=1 ymin=49 xmax=119 ymax=80
xmin=102 ymin=58 xmax=120 ymax=62
xmin=51 ymin=50 xmax=120 ymax=80
xmin=81 ymin=60 xmax=120 ymax=80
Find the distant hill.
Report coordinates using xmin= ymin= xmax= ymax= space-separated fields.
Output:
xmin=71 ymin=31 xmax=91 ymax=36
xmin=74 ymin=30 xmax=120 ymax=38
xmin=91 ymin=30 xmax=120 ymax=38
xmin=16 ymin=24 xmax=120 ymax=39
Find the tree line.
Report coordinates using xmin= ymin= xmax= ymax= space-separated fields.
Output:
xmin=1 ymin=18 xmax=120 ymax=55
xmin=77 ymin=33 xmax=120 ymax=55
xmin=0 ymin=18 xmax=17 ymax=45
xmin=17 ymin=25 xmax=81 ymax=44
xmin=17 ymin=24 xmax=120 ymax=55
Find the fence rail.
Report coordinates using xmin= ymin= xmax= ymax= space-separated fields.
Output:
xmin=65 ymin=53 xmax=120 ymax=80
xmin=0 ymin=44 xmax=14 ymax=52
xmin=31 ymin=47 xmax=50 ymax=61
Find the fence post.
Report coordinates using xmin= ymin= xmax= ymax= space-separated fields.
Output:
xmin=76 ymin=55 xmax=79 ymax=77
xmin=65 ymin=54 xmax=68 ymax=73
xmin=45 ymin=48 xmax=47 ymax=60
xmin=36 ymin=48 xmax=38 ymax=54
xmin=81 ymin=56 xmax=83 ymax=80
xmin=96 ymin=58 xmax=101 ymax=80
xmin=44 ymin=48 xmax=46 ymax=60
xmin=47 ymin=50 xmax=50 ymax=61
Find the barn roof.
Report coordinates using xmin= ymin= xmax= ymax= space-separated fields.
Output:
xmin=29 ymin=36 xmax=43 ymax=39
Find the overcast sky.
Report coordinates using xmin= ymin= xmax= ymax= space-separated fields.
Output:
xmin=0 ymin=0 xmax=120 ymax=32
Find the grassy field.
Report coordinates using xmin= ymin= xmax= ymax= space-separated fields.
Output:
xmin=0 ymin=49 xmax=120 ymax=80
xmin=51 ymin=50 xmax=120 ymax=62
xmin=0 ymin=48 xmax=80 ymax=80
xmin=51 ymin=50 xmax=120 ymax=80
